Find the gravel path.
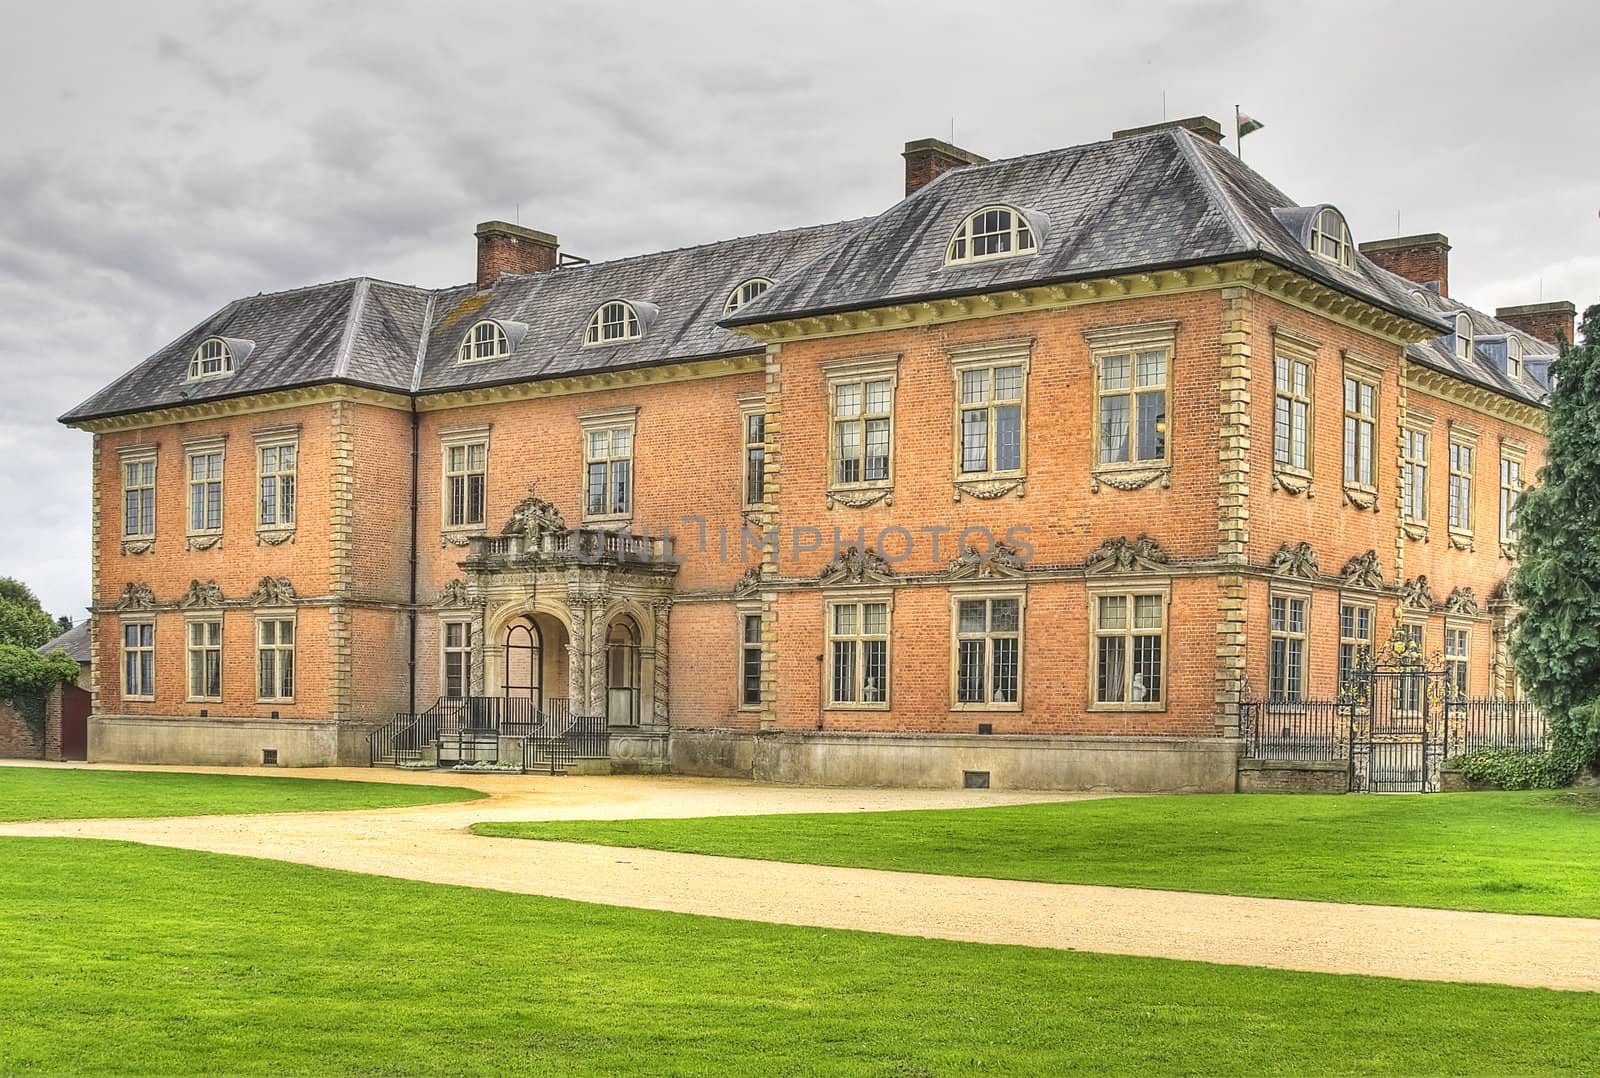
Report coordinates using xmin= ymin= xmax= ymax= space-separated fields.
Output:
xmin=4 ymin=764 xmax=1598 ymax=992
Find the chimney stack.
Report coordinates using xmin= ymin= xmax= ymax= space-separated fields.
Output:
xmin=1112 ymin=116 xmax=1225 ymax=145
xmin=475 ymin=221 xmax=559 ymax=290
xmin=902 ymin=138 xmax=986 ymax=197
xmin=1357 ymin=233 xmax=1450 ymax=297
xmin=1496 ymin=301 xmax=1576 ymax=349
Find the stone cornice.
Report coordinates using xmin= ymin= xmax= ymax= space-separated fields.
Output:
xmin=67 ymin=384 xmax=412 ymax=433
xmin=415 ymin=353 xmax=764 ymax=412
xmin=1405 ymin=366 xmax=1547 ymax=434
xmin=733 ymin=260 xmax=1440 ymax=348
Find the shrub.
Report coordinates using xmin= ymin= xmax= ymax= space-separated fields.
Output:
xmin=0 ymin=645 xmax=81 ymax=699
xmin=1449 ymin=746 xmax=1585 ymax=790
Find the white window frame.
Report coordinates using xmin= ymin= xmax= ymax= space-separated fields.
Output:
xmin=185 ymin=617 xmax=223 ymax=703
xmin=187 ymin=337 xmax=233 ymax=380
xmin=1454 ymin=313 xmax=1473 ymax=360
xmin=440 ymin=426 xmax=490 ymax=533
xmin=724 ymin=278 xmax=773 ymax=316
xmin=1506 ymin=336 xmax=1524 ymax=379
xmin=184 ymin=436 xmax=225 ymax=538
xmin=951 ymin=586 xmax=1025 ymax=712
xmin=736 ymin=601 xmax=763 ymax=711
xmin=949 ymin=339 xmax=1031 ymax=484
xmin=738 ymin=395 xmax=766 ymax=510
xmin=1445 ymin=622 xmax=1471 ymax=699
xmin=120 ymin=617 xmax=156 ymax=701
xmin=119 ymin=446 xmax=157 ymax=540
xmin=1401 ymin=414 xmax=1434 ymax=533
xmin=1272 ymin=332 xmax=1317 ymax=483
xmin=255 ymin=614 xmax=296 ymax=704
xmin=1448 ymin=424 xmax=1479 ymax=538
xmin=584 ymin=301 xmax=641 ymax=346
xmin=254 ymin=426 xmax=299 ymax=532
xmin=442 ymin=619 xmax=472 ymax=699
xmin=1310 ymin=208 xmax=1353 ymax=269
xmin=1088 ymin=583 xmax=1170 ymax=712
xmin=945 ymin=206 xmax=1037 ymax=266
xmin=1085 ymin=322 xmax=1177 ymax=481
xmin=1338 ymin=599 xmax=1375 ymax=694
xmin=458 ymin=320 xmax=510 ymax=364
xmin=824 ymin=591 xmax=891 ymax=710
xmin=1267 ymin=589 xmax=1310 ymax=705
xmin=822 ymin=354 xmax=898 ymax=499
xmin=580 ymin=408 xmax=638 ymax=522
xmin=1342 ymin=353 xmax=1381 ymax=497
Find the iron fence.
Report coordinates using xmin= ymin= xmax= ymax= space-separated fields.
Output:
xmin=1241 ymin=694 xmax=1548 ymax=764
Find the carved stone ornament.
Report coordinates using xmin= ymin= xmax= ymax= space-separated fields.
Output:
xmin=1444 ymin=586 xmax=1481 ymax=617
xmin=434 ymin=579 xmax=471 ymax=608
xmin=826 ymin=488 xmax=892 ymax=510
xmin=115 ymin=582 xmax=157 ymax=611
xmin=179 ymin=579 xmax=224 ymax=609
xmin=953 ymin=477 xmax=1024 ymax=502
xmin=733 ymin=566 xmax=764 ymax=596
xmin=440 ymin=531 xmax=475 ymax=548
xmin=186 ymin=534 xmax=223 ymax=551
xmin=1448 ymin=531 xmax=1475 ymax=552
xmin=1487 ymin=578 xmax=1513 ymax=608
xmin=1084 ymin=534 xmax=1170 ymax=575
xmin=1268 ymin=541 xmax=1322 ymax=580
xmin=120 ymin=539 xmax=155 ymax=556
xmin=251 ymin=575 xmax=297 ymax=606
xmin=1401 ymin=521 xmax=1428 ymax=543
xmin=817 ymin=546 xmax=895 ymax=585
xmin=1339 ymin=550 xmax=1385 ymax=591
xmin=1090 ymin=467 xmax=1170 ymax=493
xmin=502 ymin=493 xmax=567 ymax=540
xmin=257 ymin=529 xmax=296 ymax=547
xmin=1273 ymin=470 xmax=1313 ymax=497
xmin=1342 ymin=485 xmax=1379 ymax=511
xmin=947 ymin=541 xmax=1027 ymax=581
xmin=1398 ymin=575 xmax=1434 ymax=611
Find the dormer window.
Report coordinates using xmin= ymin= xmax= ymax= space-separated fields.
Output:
xmin=1506 ymin=335 xmax=1523 ymax=379
xmin=584 ymin=301 xmax=642 ymax=346
xmin=946 ymin=206 xmax=1036 ymax=266
xmin=724 ymin=278 xmax=774 ymax=315
xmin=188 ymin=338 xmax=234 ymax=380
xmin=458 ymin=320 xmax=510 ymax=363
xmin=1309 ymin=208 xmax=1353 ymax=269
xmin=1454 ymin=313 xmax=1473 ymax=360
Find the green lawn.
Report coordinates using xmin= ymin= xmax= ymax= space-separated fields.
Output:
xmin=475 ymin=790 xmax=1600 ymax=918
xmin=4 ymin=838 xmax=1598 ymax=1075
xmin=0 ymin=766 xmax=481 ymax=821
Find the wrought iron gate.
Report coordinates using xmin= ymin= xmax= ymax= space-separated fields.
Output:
xmin=1346 ymin=666 xmax=1451 ymax=794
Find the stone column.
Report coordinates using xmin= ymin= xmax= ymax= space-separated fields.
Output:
xmin=651 ymin=598 xmax=672 ymax=727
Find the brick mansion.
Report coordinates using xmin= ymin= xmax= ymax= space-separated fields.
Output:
xmin=62 ymin=116 xmax=1571 ymax=790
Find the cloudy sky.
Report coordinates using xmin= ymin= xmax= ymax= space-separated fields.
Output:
xmin=2 ymin=0 xmax=1596 ymax=619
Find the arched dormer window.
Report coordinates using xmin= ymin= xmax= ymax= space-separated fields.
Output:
xmin=1309 ymin=208 xmax=1353 ymax=269
xmin=945 ymin=206 xmax=1037 ymax=266
xmin=1454 ymin=313 xmax=1473 ymax=360
xmin=585 ymin=300 xmax=642 ymax=346
xmin=458 ymin=320 xmax=509 ymax=363
xmin=724 ymin=278 xmax=773 ymax=315
xmin=1506 ymin=335 xmax=1523 ymax=378
xmin=187 ymin=337 xmax=237 ymax=380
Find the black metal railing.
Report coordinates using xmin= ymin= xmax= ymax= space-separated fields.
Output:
xmin=1239 ymin=699 xmax=1350 ymax=761
xmin=1439 ymin=697 xmax=1549 ymax=756
xmin=370 ymin=696 xmax=590 ymax=770
xmin=523 ymin=715 xmax=609 ymax=775
xmin=1240 ymin=694 xmax=1548 ymax=764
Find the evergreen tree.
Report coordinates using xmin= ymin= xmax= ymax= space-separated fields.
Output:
xmin=1511 ymin=303 xmax=1600 ymax=767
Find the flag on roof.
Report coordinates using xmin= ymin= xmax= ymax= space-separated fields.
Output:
xmin=1237 ymin=112 xmax=1265 ymax=138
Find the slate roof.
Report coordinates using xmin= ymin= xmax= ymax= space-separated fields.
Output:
xmin=1380 ymin=272 xmax=1556 ymax=406
xmin=37 ymin=621 xmax=91 ymax=664
xmin=68 ymin=125 xmax=1548 ymax=425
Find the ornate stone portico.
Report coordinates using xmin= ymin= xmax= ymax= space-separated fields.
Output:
xmin=455 ymin=494 xmax=677 ymax=770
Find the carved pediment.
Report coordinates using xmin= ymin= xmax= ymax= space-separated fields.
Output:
xmin=179 ymin=579 xmax=224 ymax=609
xmin=1269 ymin=541 xmax=1321 ymax=580
xmin=733 ymin=566 xmax=764 ymax=597
xmin=434 ymin=579 xmax=471 ymax=608
xmin=115 ymin=582 xmax=157 ymax=611
xmin=817 ymin=546 xmax=895 ymax=585
xmin=1084 ymin=534 xmax=1170 ymax=575
xmin=1339 ymin=550 xmax=1385 ymax=590
xmin=1398 ymin=575 xmax=1434 ymax=611
xmin=502 ymin=494 xmax=567 ymax=540
xmin=947 ymin=542 xmax=1027 ymax=581
xmin=251 ymin=576 xmax=297 ymax=606
xmin=1445 ymin=586 xmax=1480 ymax=616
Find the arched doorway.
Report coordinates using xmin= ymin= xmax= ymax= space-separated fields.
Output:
xmin=504 ymin=621 xmax=542 ymax=727
xmin=606 ymin=615 xmax=641 ymax=727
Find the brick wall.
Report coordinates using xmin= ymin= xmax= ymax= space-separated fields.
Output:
xmin=0 ymin=689 xmax=62 ymax=761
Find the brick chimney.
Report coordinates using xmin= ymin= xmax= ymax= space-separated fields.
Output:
xmin=1112 ymin=116 xmax=1225 ymax=145
xmin=475 ymin=221 xmax=559 ymax=290
xmin=1357 ymin=234 xmax=1450 ymax=297
xmin=1496 ymin=301 xmax=1576 ymax=348
xmin=902 ymin=138 xmax=986 ymax=197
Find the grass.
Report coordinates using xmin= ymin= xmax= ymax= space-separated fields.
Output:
xmin=0 ymin=766 xmax=482 ymax=821
xmin=474 ymin=789 xmax=1600 ymax=918
xmin=4 ymin=837 xmax=1599 ymax=1075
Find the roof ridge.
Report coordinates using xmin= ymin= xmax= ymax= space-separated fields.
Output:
xmin=1170 ymin=128 xmax=1260 ymax=254
xmin=331 ymin=278 xmax=372 ymax=380
xmin=410 ymin=292 xmax=437 ymax=394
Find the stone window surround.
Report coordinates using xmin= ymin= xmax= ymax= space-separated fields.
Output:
xmin=439 ymin=424 xmax=492 ymax=538
xmin=253 ymin=424 xmax=300 ymax=543
xmin=1266 ymin=582 xmax=1312 ymax=706
xmin=1337 ymin=595 xmax=1377 ymax=691
xmin=822 ymin=586 xmax=893 ymax=711
xmin=1083 ymin=320 xmax=1178 ymax=493
xmin=1444 ymin=618 xmax=1472 ymax=697
xmin=735 ymin=598 xmax=763 ymax=712
xmin=1499 ymin=436 xmax=1528 ymax=558
xmin=440 ymin=616 xmax=473 ymax=699
xmin=1401 ymin=410 xmax=1435 ymax=542
xmin=1086 ymin=578 xmax=1171 ymax=713
xmin=184 ymin=613 xmax=223 ymax=704
xmin=948 ymin=581 xmax=1026 ymax=713
xmin=947 ymin=337 xmax=1033 ymax=502
xmin=578 ymin=406 xmax=639 ymax=525
xmin=1447 ymin=420 xmax=1481 ymax=551
xmin=821 ymin=353 xmax=899 ymax=509
xmin=255 ymin=610 xmax=297 ymax=705
xmin=737 ymin=393 xmax=767 ymax=511
xmin=182 ymin=434 xmax=227 ymax=550
xmin=118 ymin=443 xmax=158 ymax=554
xmin=119 ymin=613 xmax=156 ymax=702
xmin=1341 ymin=351 xmax=1383 ymax=511
xmin=1271 ymin=328 xmax=1318 ymax=497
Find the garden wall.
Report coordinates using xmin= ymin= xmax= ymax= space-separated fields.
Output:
xmin=0 ymin=689 xmax=62 ymax=761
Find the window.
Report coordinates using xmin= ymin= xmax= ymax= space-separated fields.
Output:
xmin=121 ymin=450 xmax=156 ymax=538
xmin=1342 ymin=375 xmax=1376 ymax=489
xmin=1395 ymin=622 xmax=1424 ymax=715
xmin=1448 ymin=440 xmax=1474 ymax=533
xmin=582 ymin=414 xmax=635 ymax=519
xmin=122 ymin=621 xmax=155 ymax=699
xmin=186 ymin=447 xmax=223 ymax=533
xmin=442 ymin=436 xmax=488 ymax=529
xmin=1500 ymin=453 xmax=1524 ymax=546
xmin=1445 ymin=626 xmax=1470 ymax=698
xmin=1310 ymin=208 xmax=1353 ymax=268
xmin=959 ymin=364 xmax=1025 ymax=474
xmin=443 ymin=621 xmax=472 ymax=698
xmin=1268 ymin=594 xmax=1308 ymax=704
xmin=257 ymin=618 xmax=295 ymax=702
xmin=1097 ymin=348 xmax=1168 ymax=466
xmin=584 ymin=301 xmax=641 ymax=345
xmin=741 ymin=404 xmax=766 ymax=508
xmin=1092 ymin=592 xmax=1166 ymax=708
xmin=1454 ymin=313 xmax=1473 ymax=360
xmin=953 ymin=594 xmax=1022 ymax=708
xmin=458 ymin=320 xmax=509 ymax=363
xmin=1273 ymin=351 xmax=1313 ymax=474
xmin=1402 ymin=428 xmax=1429 ymax=524
xmin=740 ymin=612 xmax=762 ymax=708
xmin=1506 ymin=336 xmax=1523 ymax=379
xmin=945 ymin=206 xmax=1036 ymax=266
xmin=827 ymin=599 xmax=889 ymax=707
xmin=1338 ymin=603 xmax=1373 ymax=694
xmin=188 ymin=337 xmax=233 ymax=379
xmin=832 ymin=377 xmax=893 ymax=486
xmin=186 ymin=620 xmax=222 ymax=701
xmin=724 ymin=278 xmax=773 ymax=315
xmin=257 ymin=437 xmax=297 ymax=529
